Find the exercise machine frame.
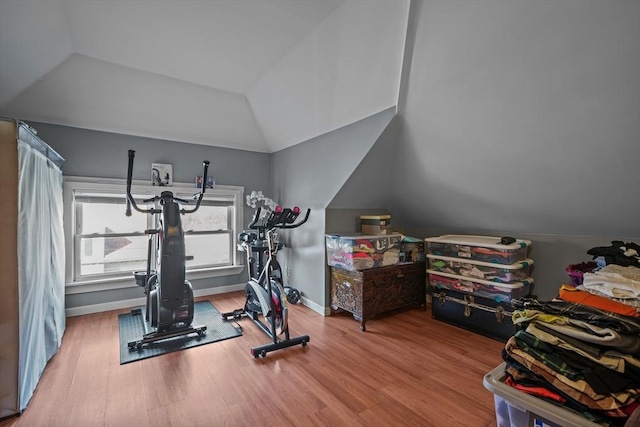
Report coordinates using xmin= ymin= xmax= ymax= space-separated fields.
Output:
xmin=125 ymin=149 xmax=210 ymax=350
xmin=222 ymin=206 xmax=310 ymax=357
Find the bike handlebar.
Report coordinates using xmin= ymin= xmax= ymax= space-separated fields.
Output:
xmin=248 ymin=206 xmax=310 ymax=230
xmin=125 ymin=150 xmax=210 ymax=216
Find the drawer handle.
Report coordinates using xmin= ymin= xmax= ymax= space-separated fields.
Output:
xmin=396 ymin=272 xmax=404 ymax=278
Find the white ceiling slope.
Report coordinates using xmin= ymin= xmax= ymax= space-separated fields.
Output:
xmin=0 ymin=0 xmax=408 ymax=153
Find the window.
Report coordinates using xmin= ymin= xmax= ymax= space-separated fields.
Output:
xmin=63 ymin=177 xmax=244 ymax=291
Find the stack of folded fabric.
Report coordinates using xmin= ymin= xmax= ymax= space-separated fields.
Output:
xmin=503 ymin=291 xmax=640 ymax=426
xmin=579 ymin=265 xmax=640 ymax=314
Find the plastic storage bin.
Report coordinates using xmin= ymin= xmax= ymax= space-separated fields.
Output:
xmin=400 ymin=237 xmax=425 ymax=263
xmin=427 ymin=254 xmax=533 ymax=284
xmin=325 ymin=233 xmax=402 ymax=271
xmin=484 ymin=363 xmax=600 ymax=427
xmin=427 ymin=270 xmax=532 ymax=303
xmin=425 ymin=235 xmax=531 ymax=265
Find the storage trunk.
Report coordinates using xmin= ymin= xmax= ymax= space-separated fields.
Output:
xmin=431 ymin=288 xmax=516 ymax=341
xmin=330 ymin=262 xmax=426 ymax=331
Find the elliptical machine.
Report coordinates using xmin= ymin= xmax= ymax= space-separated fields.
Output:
xmin=222 ymin=205 xmax=310 ymax=358
xmin=125 ymin=149 xmax=210 ymax=350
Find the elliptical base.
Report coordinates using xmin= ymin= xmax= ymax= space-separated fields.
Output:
xmin=127 ymin=308 xmax=207 ymax=351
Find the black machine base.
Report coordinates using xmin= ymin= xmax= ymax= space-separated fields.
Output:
xmin=221 ymin=308 xmax=309 ymax=358
xmin=127 ymin=307 xmax=207 ymax=350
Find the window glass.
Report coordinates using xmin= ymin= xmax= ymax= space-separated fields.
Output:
xmin=185 ymin=233 xmax=231 ymax=268
xmin=181 ymin=204 xmax=229 ymax=232
xmin=64 ymin=178 xmax=243 ymax=286
xmin=77 ymin=198 xmax=147 ymax=234
xmin=79 ymin=235 xmax=148 ymax=276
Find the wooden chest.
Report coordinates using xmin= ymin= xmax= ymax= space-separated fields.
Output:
xmin=330 ymin=262 xmax=426 ymax=331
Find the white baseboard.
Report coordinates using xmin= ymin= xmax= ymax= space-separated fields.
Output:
xmin=299 ymin=295 xmax=328 ymax=316
xmin=65 ymin=283 xmax=246 ymax=317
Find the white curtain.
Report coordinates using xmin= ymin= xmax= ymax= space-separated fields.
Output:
xmin=17 ymin=138 xmax=65 ymax=410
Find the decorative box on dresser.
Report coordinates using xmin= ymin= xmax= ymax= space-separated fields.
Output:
xmin=330 ymin=262 xmax=426 ymax=331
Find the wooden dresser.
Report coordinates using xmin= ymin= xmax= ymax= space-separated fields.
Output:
xmin=330 ymin=262 xmax=426 ymax=331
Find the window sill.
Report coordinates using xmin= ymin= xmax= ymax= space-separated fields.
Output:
xmin=65 ymin=265 xmax=245 ymax=295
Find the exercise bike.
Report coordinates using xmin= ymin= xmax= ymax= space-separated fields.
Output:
xmin=125 ymin=149 xmax=210 ymax=350
xmin=222 ymin=205 xmax=310 ymax=358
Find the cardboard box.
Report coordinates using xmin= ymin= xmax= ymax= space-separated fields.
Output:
xmin=360 ymin=215 xmax=391 ymax=235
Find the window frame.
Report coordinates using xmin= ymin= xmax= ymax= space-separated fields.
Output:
xmin=63 ymin=176 xmax=244 ymax=294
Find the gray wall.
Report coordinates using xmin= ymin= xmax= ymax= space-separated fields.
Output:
xmin=31 ymin=122 xmax=271 ymax=310
xmin=270 ymin=107 xmax=396 ymax=307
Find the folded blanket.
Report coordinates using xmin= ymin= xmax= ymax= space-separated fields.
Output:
xmin=559 ymin=285 xmax=639 ymax=317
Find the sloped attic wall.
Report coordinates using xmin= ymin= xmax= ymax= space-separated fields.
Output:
xmin=270 ymin=107 xmax=396 ymax=309
xmin=327 ymin=115 xmax=401 ymax=216
xmin=394 ymin=0 xmax=639 ymax=299
xmin=396 ymin=0 xmax=640 ymax=238
xmin=320 ymin=1 xmax=639 ymax=301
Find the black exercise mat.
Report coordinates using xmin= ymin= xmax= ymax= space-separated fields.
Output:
xmin=118 ymin=300 xmax=242 ymax=364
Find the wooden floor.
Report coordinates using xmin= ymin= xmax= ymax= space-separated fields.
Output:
xmin=1 ymin=291 xmax=505 ymax=427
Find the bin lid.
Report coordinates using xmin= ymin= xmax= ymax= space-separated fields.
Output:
xmin=424 ymin=234 xmax=531 ymax=250
xmin=326 ymin=233 xmax=403 ymax=239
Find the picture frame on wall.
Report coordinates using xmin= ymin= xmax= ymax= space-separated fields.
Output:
xmin=151 ymin=163 xmax=172 ymax=186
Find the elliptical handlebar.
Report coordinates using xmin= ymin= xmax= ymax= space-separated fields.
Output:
xmin=126 ymin=150 xmax=153 ymax=216
xmin=125 ymin=150 xmax=210 ymax=216
xmin=180 ymin=160 xmax=209 ymax=214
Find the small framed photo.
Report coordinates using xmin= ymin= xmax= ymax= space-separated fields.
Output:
xmin=151 ymin=163 xmax=172 ymax=186
xmin=196 ymin=175 xmax=215 ymax=189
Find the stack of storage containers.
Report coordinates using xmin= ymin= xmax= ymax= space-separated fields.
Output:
xmin=425 ymin=235 xmax=533 ymax=341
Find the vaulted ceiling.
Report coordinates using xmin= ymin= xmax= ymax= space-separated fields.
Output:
xmin=0 ymin=0 xmax=409 ymax=153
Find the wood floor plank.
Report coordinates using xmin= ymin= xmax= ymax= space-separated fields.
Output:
xmin=0 ymin=291 xmax=507 ymax=427
xmin=104 ymin=362 xmax=149 ymax=427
